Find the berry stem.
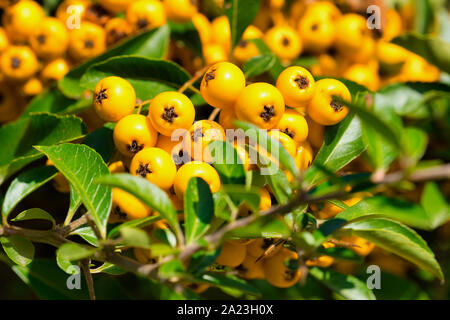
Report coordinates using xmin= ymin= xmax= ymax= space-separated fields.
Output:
xmin=178 ymin=65 xmax=211 ymax=94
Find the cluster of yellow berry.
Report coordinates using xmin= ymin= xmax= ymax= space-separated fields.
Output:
xmin=194 ymin=0 xmax=440 ymax=91
xmin=0 ymin=0 xmax=202 ymax=123
xmin=83 ymin=57 xmax=377 ymax=288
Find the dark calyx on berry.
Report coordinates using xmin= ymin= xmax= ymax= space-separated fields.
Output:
xmin=127 ymin=140 xmax=144 ymax=154
xmin=204 ymin=68 xmax=216 ymax=86
xmin=162 ymin=106 xmax=178 ymax=123
xmin=37 ymin=34 xmax=46 ymax=44
xmin=192 ymin=128 xmax=204 ymax=142
xmin=10 ymin=57 xmax=21 ymax=69
xmin=114 ymin=205 xmax=127 ymax=220
xmin=137 ymin=163 xmax=152 ymax=178
xmin=137 ymin=18 xmax=148 ymax=29
xmin=282 ymin=37 xmax=290 ymax=46
xmin=295 ymin=76 xmax=309 ymax=89
xmin=330 ymin=100 xmax=343 ymax=112
xmin=95 ymin=88 xmax=108 ymax=104
xmin=84 ymin=39 xmax=94 ymax=48
xmin=260 ymin=105 xmax=276 ymax=122
xmin=281 ymin=128 xmax=295 ymax=139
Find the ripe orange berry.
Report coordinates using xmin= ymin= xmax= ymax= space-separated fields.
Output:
xmin=173 ymin=161 xmax=221 ymax=199
xmin=276 ymin=66 xmax=315 ymax=109
xmin=200 ymin=62 xmax=246 ymax=109
xmin=235 ymin=83 xmax=285 ymax=129
xmin=276 ymin=109 xmax=309 ymax=145
xmin=130 ymin=147 xmax=177 ymax=190
xmin=148 ymin=91 xmax=195 ymax=136
xmin=93 ymin=76 xmax=136 ymax=122
xmin=307 ymin=79 xmax=351 ymax=126
xmin=113 ymin=114 xmax=158 ymax=157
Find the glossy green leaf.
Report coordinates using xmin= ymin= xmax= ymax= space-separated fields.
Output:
xmin=94 ymin=173 xmax=181 ymax=243
xmin=403 ymin=127 xmax=428 ymax=163
xmin=235 ymin=120 xmax=299 ymax=177
xmin=59 ymin=25 xmax=170 ymax=98
xmin=413 ymin=0 xmax=433 ymax=34
xmin=228 ymin=214 xmax=291 ymax=239
xmin=83 ymin=122 xmax=115 ymax=163
xmin=342 ymin=217 xmax=443 ymax=280
xmin=35 ymin=144 xmax=112 ymax=238
xmin=373 ymin=82 xmax=450 ymax=117
xmin=199 ymin=273 xmax=259 ymax=295
xmin=2 ymin=166 xmax=57 ymax=218
xmin=80 ymin=56 xmax=191 ymax=101
xmin=168 ymin=21 xmax=202 ymax=57
xmin=243 ymin=54 xmax=277 ymax=79
xmin=108 ymin=215 xmax=162 ymax=238
xmin=363 ymin=107 xmax=403 ymax=170
xmin=56 ymin=254 xmax=78 ymax=274
xmin=209 ymin=140 xmax=246 ymax=185
xmin=309 ymin=267 xmax=376 ymax=300
xmin=225 ymin=0 xmax=262 ymax=49
xmin=392 ymin=33 xmax=450 ymax=73
xmin=21 ymin=88 xmax=90 ymax=118
xmin=57 ymin=243 xmax=98 ymax=261
xmin=0 ymin=114 xmax=86 ymax=186
xmin=66 ymin=185 xmax=82 ymax=226
xmin=336 ymin=195 xmax=443 ymax=231
xmin=120 ymin=226 xmax=152 ymax=249
xmin=11 ymin=259 xmax=89 ymax=299
xmin=11 ymin=208 xmax=55 ymax=228
xmin=305 ymin=113 xmax=366 ymax=186
xmin=1 ymin=236 xmax=35 ymax=266
xmin=421 ymin=182 xmax=450 ymax=229
xmin=222 ymin=185 xmax=261 ymax=212
xmin=69 ymin=226 xmax=99 ymax=247
xmin=184 ymin=177 xmax=214 ymax=244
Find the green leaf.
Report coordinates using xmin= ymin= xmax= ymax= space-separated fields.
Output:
xmin=21 ymin=88 xmax=90 ymax=118
xmin=66 ymin=185 xmax=82 ymax=226
xmin=0 ymin=113 xmax=86 ymax=186
xmin=199 ymin=273 xmax=259 ymax=295
xmin=292 ymin=56 xmax=318 ymax=68
xmin=374 ymin=271 xmax=429 ymax=300
xmin=209 ymin=140 xmax=246 ymax=185
xmin=184 ymin=177 xmax=214 ymax=244
xmin=265 ymin=167 xmax=292 ymax=205
xmin=108 ymin=215 xmax=162 ymax=238
xmin=243 ymin=54 xmax=277 ymax=79
xmin=373 ymin=82 xmax=450 ymax=117
xmin=168 ymin=21 xmax=202 ymax=57
xmin=392 ymin=33 xmax=450 ymax=73
xmin=83 ymin=122 xmax=115 ymax=163
xmin=59 ymin=25 xmax=170 ymax=98
xmin=57 ymin=243 xmax=98 ymax=261
xmin=69 ymin=226 xmax=99 ymax=247
xmin=336 ymin=195 xmax=442 ymax=231
xmin=222 ymin=185 xmax=261 ymax=212
xmin=2 ymin=166 xmax=57 ymax=219
xmin=1 ymin=236 xmax=35 ymax=266
xmin=305 ymin=113 xmax=366 ymax=186
xmin=317 ymin=247 xmax=362 ymax=262
xmin=80 ymin=56 xmax=191 ymax=101
xmin=56 ymin=254 xmax=78 ymax=274
xmin=228 ymin=214 xmax=291 ymax=239
xmin=35 ymin=144 xmax=112 ymax=238
xmin=225 ymin=0 xmax=262 ymax=49
xmin=159 ymin=260 xmax=185 ymax=279
xmin=342 ymin=217 xmax=444 ymax=280
xmin=421 ymin=182 xmax=450 ymax=229
xmin=309 ymin=267 xmax=376 ymax=300
xmin=235 ymin=120 xmax=299 ymax=177
xmin=363 ymin=107 xmax=403 ymax=170
xmin=94 ymin=173 xmax=181 ymax=243
xmin=11 ymin=259 xmax=89 ymax=299
xmin=413 ymin=0 xmax=433 ymax=35
xmin=403 ymin=127 xmax=428 ymax=163
xmin=249 ymin=39 xmax=284 ymax=79
xmin=120 ymin=226 xmax=152 ymax=249
xmin=11 ymin=208 xmax=55 ymax=228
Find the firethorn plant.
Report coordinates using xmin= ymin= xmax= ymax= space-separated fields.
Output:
xmin=0 ymin=0 xmax=449 ymax=301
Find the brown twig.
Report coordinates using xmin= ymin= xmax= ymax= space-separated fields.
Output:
xmin=372 ymin=163 xmax=450 ymax=184
xmin=208 ymin=108 xmax=221 ymax=121
xmin=80 ymin=259 xmax=96 ymax=300
xmin=178 ymin=65 xmax=210 ymax=94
